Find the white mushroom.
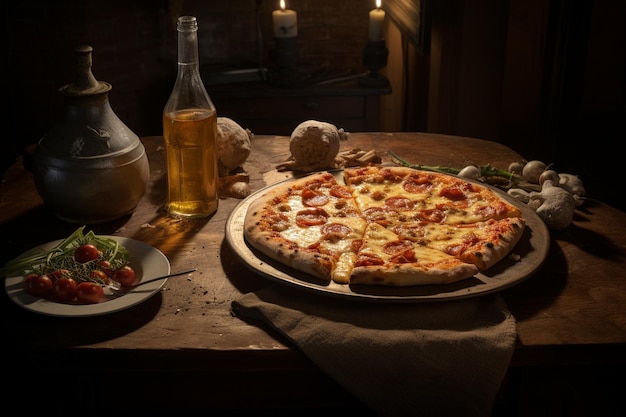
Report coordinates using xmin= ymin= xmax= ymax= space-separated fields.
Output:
xmin=507 ymin=188 xmax=532 ymax=204
xmin=522 ymin=160 xmax=548 ymax=184
xmin=508 ymin=161 xmax=525 ymax=175
xmin=528 ymin=180 xmax=577 ymax=230
xmin=286 ymin=120 xmax=348 ymax=171
xmin=539 ymin=169 xmax=560 ymax=186
xmin=458 ymin=165 xmax=481 ymax=180
xmin=217 ymin=117 xmax=253 ymax=176
xmin=558 ymin=173 xmax=586 ymax=199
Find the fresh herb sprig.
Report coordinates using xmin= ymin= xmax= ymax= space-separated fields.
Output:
xmin=0 ymin=226 xmax=129 ymax=283
xmin=388 ymin=150 xmax=541 ymax=192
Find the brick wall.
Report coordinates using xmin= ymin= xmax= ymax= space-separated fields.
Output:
xmin=5 ymin=0 xmax=374 ymax=144
xmin=6 ymin=0 xmax=375 ymax=170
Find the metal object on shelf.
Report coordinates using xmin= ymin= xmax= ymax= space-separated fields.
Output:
xmin=359 ymin=40 xmax=390 ymax=88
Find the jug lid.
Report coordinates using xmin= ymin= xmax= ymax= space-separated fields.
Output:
xmin=36 ymin=45 xmax=141 ymax=161
xmin=60 ymin=45 xmax=111 ymax=97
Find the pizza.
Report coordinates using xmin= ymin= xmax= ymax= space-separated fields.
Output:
xmin=243 ymin=165 xmax=525 ymax=287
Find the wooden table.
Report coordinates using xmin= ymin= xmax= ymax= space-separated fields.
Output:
xmin=1 ymin=133 xmax=625 ymax=415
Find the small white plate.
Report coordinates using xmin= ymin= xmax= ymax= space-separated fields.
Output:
xmin=4 ymin=237 xmax=170 ymax=317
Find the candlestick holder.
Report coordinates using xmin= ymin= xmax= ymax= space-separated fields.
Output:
xmin=270 ymin=37 xmax=298 ymax=73
xmin=269 ymin=36 xmax=308 ymax=86
xmin=359 ymin=39 xmax=390 ymax=87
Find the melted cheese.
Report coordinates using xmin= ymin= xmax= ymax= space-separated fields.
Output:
xmin=332 ymin=252 xmax=356 ymax=284
xmin=360 ymin=222 xmax=461 ymax=264
xmin=359 ymin=222 xmax=397 ymax=257
xmin=321 ymin=216 xmax=367 ymax=253
xmin=351 ymin=175 xmax=518 ymax=225
xmin=279 ymin=193 xmax=366 ymax=254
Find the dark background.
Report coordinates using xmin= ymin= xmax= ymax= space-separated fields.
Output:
xmin=4 ymin=0 xmax=625 ymax=212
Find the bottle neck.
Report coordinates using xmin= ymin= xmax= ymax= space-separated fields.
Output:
xmin=164 ymin=16 xmax=214 ymax=113
xmin=177 ymin=16 xmax=200 ymax=67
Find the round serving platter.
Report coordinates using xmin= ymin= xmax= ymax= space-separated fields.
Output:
xmin=225 ymin=170 xmax=550 ymax=303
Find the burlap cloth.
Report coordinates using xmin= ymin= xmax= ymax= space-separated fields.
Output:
xmin=231 ymin=285 xmax=516 ymax=416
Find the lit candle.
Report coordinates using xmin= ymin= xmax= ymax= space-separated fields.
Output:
xmin=368 ymin=0 xmax=385 ymax=41
xmin=272 ymin=0 xmax=298 ymax=38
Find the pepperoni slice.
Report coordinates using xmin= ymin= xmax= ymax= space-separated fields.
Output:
xmin=418 ymin=208 xmax=446 ymax=223
xmin=330 ymin=185 xmax=352 ymax=199
xmin=362 ymin=207 xmax=397 ymax=227
xmin=355 ymin=253 xmax=384 ymax=267
xmin=403 ymin=173 xmax=433 ymax=193
xmin=362 ymin=207 xmax=386 ymax=221
xmin=295 ymin=208 xmax=329 ymax=226
xmin=380 ymin=168 xmax=403 ymax=182
xmin=390 ymin=250 xmax=417 ymax=264
xmin=392 ymin=223 xmax=426 ymax=241
xmin=474 ymin=200 xmax=515 ymax=218
xmin=385 ymin=196 xmax=414 ymax=210
xmin=321 ymin=223 xmax=353 ymax=240
xmin=382 ymin=239 xmax=414 ymax=256
xmin=439 ymin=186 xmax=467 ymax=201
xmin=371 ymin=189 xmax=387 ymax=201
xmin=301 ymin=188 xmax=330 ymax=207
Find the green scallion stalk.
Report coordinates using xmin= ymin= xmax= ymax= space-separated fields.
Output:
xmin=388 ymin=150 xmax=540 ymax=192
xmin=0 ymin=226 xmax=130 ymax=281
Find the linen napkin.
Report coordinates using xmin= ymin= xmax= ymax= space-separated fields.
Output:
xmin=231 ymin=285 xmax=516 ymax=417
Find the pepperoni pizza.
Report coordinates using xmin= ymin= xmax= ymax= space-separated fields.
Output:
xmin=243 ymin=165 xmax=525 ymax=286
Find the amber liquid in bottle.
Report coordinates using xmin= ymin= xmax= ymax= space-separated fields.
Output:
xmin=163 ymin=16 xmax=218 ymax=218
xmin=163 ymin=108 xmax=218 ymax=218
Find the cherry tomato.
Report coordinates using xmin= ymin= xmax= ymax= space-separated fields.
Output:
xmin=74 ymin=244 xmax=100 ymax=264
xmin=113 ymin=266 xmax=136 ymax=287
xmin=75 ymin=282 xmax=104 ymax=304
xmin=49 ymin=269 xmax=71 ymax=282
xmin=90 ymin=269 xmax=110 ymax=285
xmin=52 ymin=277 xmax=77 ymax=302
xmin=24 ymin=274 xmax=53 ymax=298
xmin=97 ymin=260 xmax=115 ymax=278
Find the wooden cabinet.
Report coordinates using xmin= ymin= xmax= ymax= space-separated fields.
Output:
xmin=206 ymin=79 xmax=391 ymax=136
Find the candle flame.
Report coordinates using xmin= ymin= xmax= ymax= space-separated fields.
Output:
xmin=280 ymin=0 xmax=286 ymax=11
xmin=376 ymin=0 xmax=382 ymax=8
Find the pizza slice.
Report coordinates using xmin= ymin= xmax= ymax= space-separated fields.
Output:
xmin=418 ymin=182 xmax=523 ymax=225
xmin=350 ymin=222 xmax=479 ymax=286
xmin=344 ymin=165 xmax=522 ymax=225
xmin=243 ymin=172 xmax=365 ymax=283
xmin=391 ymin=217 xmax=526 ymax=270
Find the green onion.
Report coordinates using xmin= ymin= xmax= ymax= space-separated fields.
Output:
xmin=0 ymin=226 xmax=130 ymax=284
xmin=388 ymin=150 xmax=541 ymax=192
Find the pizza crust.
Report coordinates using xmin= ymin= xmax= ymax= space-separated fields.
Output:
xmin=465 ymin=217 xmax=526 ymax=270
xmin=351 ymin=255 xmax=479 ymax=286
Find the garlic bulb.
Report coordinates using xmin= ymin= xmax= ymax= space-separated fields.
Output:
xmin=288 ymin=120 xmax=348 ymax=171
xmin=217 ymin=117 xmax=253 ymax=176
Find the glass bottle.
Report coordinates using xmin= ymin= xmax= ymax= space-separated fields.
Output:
xmin=163 ymin=16 xmax=218 ymax=218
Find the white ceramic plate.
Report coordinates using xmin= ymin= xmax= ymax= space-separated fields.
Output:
xmin=4 ymin=237 xmax=170 ymax=317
